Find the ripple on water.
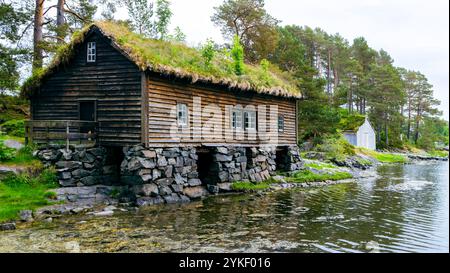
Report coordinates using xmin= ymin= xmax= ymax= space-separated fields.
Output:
xmin=0 ymin=162 xmax=448 ymax=253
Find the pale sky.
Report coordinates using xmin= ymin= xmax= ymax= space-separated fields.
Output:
xmin=115 ymin=0 xmax=449 ymax=120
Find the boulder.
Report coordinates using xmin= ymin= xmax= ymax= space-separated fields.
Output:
xmin=215 ymin=154 xmax=233 ymax=162
xmin=155 ymin=178 xmax=173 ymax=187
xmin=158 ymin=185 xmax=173 ymax=196
xmin=142 ymin=150 xmax=157 ymax=158
xmin=0 ymin=223 xmax=16 ymax=231
xmin=136 ymin=196 xmax=164 ymax=207
xmin=19 ymin=210 xmax=33 ymax=222
xmin=157 ymin=156 xmax=168 ymax=167
xmin=183 ymin=186 xmax=208 ymax=199
xmin=80 ymin=176 xmax=98 ymax=186
xmin=188 ymin=178 xmax=202 ymax=187
xmin=216 ymin=147 xmax=228 ymax=154
xmin=164 ymin=193 xmax=181 ymax=204
xmin=132 ymin=183 xmax=159 ymax=197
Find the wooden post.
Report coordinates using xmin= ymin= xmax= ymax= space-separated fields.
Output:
xmin=66 ymin=121 xmax=70 ymax=151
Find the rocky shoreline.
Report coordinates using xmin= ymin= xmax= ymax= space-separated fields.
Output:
xmin=1 ymin=151 xmax=447 ymax=231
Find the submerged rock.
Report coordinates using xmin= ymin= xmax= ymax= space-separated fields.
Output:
xmin=0 ymin=222 xmax=16 ymax=231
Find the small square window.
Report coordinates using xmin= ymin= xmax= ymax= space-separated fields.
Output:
xmin=244 ymin=111 xmax=257 ymax=130
xmin=87 ymin=42 xmax=96 ymax=63
xmin=278 ymin=115 xmax=285 ymax=132
xmin=231 ymin=109 xmax=243 ymax=129
xmin=177 ymin=103 xmax=188 ymax=127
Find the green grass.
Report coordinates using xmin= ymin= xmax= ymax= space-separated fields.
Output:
xmin=0 ymin=168 xmax=59 ymax=222
xmin=23 ymin=21 xmax=300 ymax=99
xmin=0 ymin=135 xmax=25 ymax=143
xmin=286 ymin=170 xmax=353 ymax=183
xmin=231 ymin=182 xmax=271 ymax=192
xmin=304 ymin=161 xmax=337 ymax=170
xmin=357 ymin=148 xmax=408 ymax=163
xmin=427 ymin=150 xmax=449 ymax=158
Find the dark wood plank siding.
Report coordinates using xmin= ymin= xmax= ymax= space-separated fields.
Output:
xmin=147 ymin=76 xmax=298 ymax=147
xmin=31 ymin=31 xmax=142 ymax=146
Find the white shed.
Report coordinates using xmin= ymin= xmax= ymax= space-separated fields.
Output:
xmin=343 ymin=117 xmax=376 ymax=150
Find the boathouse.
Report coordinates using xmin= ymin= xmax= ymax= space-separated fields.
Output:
xmin=22 ymin=22 xmax=303 ymax=202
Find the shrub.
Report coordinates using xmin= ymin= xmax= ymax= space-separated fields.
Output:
xmin=1 ymin=119 xmax=26 ymax=137
xmin=201 ymin=39 xmax=216 ymax=68
xmin=315 ymin=137 xmax=356 ymax=161
xmin=0 ymin=140 xmax=16 ymax=161
xmin=231 ymin=35 xmax=245 ymax=75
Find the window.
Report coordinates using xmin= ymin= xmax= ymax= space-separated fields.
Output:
xmin=87 ymin=42 xmax=96 ymax=63
xmin=278 ymin=115 xmax=285 ymax=132
xmin=244 ymin=111 xmax=257 ymax=130
xmin=232 ymin=109 xmax=243 ymax=129
xmin=177 ymin=103 xmax=188 ymax=127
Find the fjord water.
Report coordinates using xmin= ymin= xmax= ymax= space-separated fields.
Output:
xmin=0 ymin=162 xmax=448 ymax=253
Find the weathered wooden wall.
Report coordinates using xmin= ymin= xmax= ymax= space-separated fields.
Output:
xmin=146 ymin=76 xmax=298 ymax=147
xmin=31 ymin=30 xmax=142 ymax=146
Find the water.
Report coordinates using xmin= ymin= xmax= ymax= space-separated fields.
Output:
xmin=0 ymin=162 xmax=448 ymax=253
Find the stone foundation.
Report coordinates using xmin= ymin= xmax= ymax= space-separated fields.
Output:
xmin=120 ymin=145 xmax=205 ymax=204
xmin=35 ymin=144 xmax=304 ymax=207
xmin=35 ymin=145 xmax=119 ymax=187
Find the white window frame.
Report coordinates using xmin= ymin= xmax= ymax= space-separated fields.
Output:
xmin=177 ymin=103 xmax=188 ymax=127
xmin=87 ymin=42 xmax=96 ymax=63
xmin=244 ymin=110 xmax=257 ymax=130
xmin=231 ymin=108 xmax=243 ymax=129
xmin=278 ymin=115 xmax=285 ymax=132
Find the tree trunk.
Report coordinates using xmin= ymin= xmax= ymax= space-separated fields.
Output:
xmin=32 ymin=0 xmax=44 ymax=72
xmin=385 ymin=116 xmax=389 ymax=147
xmin=327 ymin=49 xmax=332 ymax=95
xmin=56 ymin=0 xmax=65 ymax=43
xmin=407 ymin=98 xmax=412 ymax=140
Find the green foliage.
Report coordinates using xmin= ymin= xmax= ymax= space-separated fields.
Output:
xmin=259 ymin=58 xmax=270 ymax=83
xmin=297 ymin=101 xmax=341 ymax=141
xmin=231 ymin=181 xmax=271 ymax=192
xmin=1 ymin=119 xmax=25 ymax=137
xmin=211 ymin=0 xmax=280 ymax=62
xmin=0 ymin=2 xmax=30 ymax=93
xmin=304 ymin=161 xmax=337 ymax=170
xmin=125 ymin=0 xmax=155 ymax=37
xmin=201 ymin=39 xmax=216 ymax=68
xmin=231 ymin=35 xmax=245 ymax=75
xmin=357 ymin=148 xmax=407 ymax=163
xmin=0 ymin=140 xmax=15 ymax=161
xmin=287 ymin=170 xmax=352 ymax=183
xmin=0 ymin=168 xmax=58 ymax=222
xmin=315 ymin=137 xmax=356 ymax=161
xmin=154 ymin=0 xmax=173 ymax=40
xmin=338 ymin=109 xmax=366 ymax=131
xmin=4 ymin=144 xmax=40 ymax=167
xmin=22 ymin=21 xmax=300 ymax=99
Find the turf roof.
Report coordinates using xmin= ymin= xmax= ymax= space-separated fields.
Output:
xmin=22 ymin=21 xmax=302 ymax=99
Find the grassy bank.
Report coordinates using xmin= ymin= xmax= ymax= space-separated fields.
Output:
xmin=356 ymin=148 xmax=408 ymax=163
xmin=0 ymin=168 xmax=58 ymax=222
xmin=231 ymin=168 xmax=353 ymax=192
xmin=286 ymin=170 xmax=353 ymax=183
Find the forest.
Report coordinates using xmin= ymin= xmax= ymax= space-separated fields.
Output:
xmin=1 ymin=0 xmax=448 ymax=153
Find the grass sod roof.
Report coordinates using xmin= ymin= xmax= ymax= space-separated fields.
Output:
xmin=22 ymin=21 xmax=302 ymax=99
xmin=338 ymin=109 xmax=366 ymax=132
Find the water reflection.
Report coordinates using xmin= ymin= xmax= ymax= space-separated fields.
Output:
xmin=0 ymin=162 xmax=448 ymax=253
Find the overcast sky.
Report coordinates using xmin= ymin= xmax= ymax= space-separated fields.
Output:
xmin=116 ymin=0 xmax=449 ymax=120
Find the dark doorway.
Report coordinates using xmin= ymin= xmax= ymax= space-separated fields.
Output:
xmin=197 ymin=147 xmax=218 ymax=185
xmin=79 ymin=101 xmax=96 ymax=133
xmin=275 ymin=146 xmax=289 ymax=172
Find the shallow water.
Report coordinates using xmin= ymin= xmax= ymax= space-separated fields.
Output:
xmin=0 ymin=162 xmax=448 ymax=253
